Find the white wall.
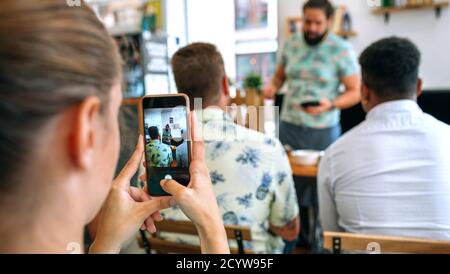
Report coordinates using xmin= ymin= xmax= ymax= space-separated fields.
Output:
xmin=185 ymin=0 xmax=237 ymax=80
xmin=162 ymin=108 xmax=186 ymax=138
xmin=183 ymin=0 xmax=280 ymax=84
xmin=277 ymin=0 xmax=302 ymax=49
xmin=166 ymin=0 xmax=188 ymax=48
xmin=278 ymin=0 xmax=450 ymax=90
xmin=166 ymin=0 xmax=188 ymax=93
xmin=145 ymin=109 xmax=163 ymax=133
xmin=144 ymin=108 xmax=186 ymax=138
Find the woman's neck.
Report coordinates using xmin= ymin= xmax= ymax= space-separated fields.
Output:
xmin=0 ymin=197 xmax=85 ymax=253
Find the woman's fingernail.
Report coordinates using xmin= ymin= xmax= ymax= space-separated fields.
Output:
xmin=160 ymin=178 xmax=171 ymax=186
xmin=169 ymin=198 xmax=177 ymax=207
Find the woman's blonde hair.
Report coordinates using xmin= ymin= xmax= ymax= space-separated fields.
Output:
xmin=0 ymin=0 xmax=121 ymax=192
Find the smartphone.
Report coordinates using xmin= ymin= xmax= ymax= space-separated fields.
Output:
xmin=301 ymin=101 xmax=321 ymax=108
xmin=139 ymin=94 xmax=191 ymax=196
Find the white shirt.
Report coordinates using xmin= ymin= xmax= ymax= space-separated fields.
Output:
xmin=318 ymin=100 xmax=450 ymax=240
xmin=160 ymin=107 xmax=299 ymax=254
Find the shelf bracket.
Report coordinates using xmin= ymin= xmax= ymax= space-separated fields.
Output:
xmin=435 ymin=6 xmax=442 ymax=18
xmin=384 ymin=12 xmax=390 ymax=24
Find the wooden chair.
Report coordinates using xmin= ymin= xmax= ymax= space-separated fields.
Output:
xmin=230 ymin=89 xmax=264 ymax=106
xmin=323 ymin=231 xmax=450 ymax=254
xmin=137 ymin=220 xmax=254 ymax=254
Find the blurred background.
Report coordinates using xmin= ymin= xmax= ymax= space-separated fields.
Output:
xmin=81 ymin=0 xmax=450 ymax=254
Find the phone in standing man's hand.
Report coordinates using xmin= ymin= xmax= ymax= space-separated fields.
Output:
xmin=301 ymin=101 xmax=321 ymax=108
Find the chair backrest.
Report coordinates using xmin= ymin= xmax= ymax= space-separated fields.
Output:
xmin=230 ymin=89 xmax=266 ymax=133
xmin=138 ymin=220 xmax=253 ymax=254
xmin=230 ymin=89 xmax=264 ymax=107
xmin=323 ymin=231 xmax=450 ymax=254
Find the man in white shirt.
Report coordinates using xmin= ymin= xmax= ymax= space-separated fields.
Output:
xmin=318 ymin=37 xmax=450 ymax=241
xmin=160 ymin=43 xmax=300 ymax=254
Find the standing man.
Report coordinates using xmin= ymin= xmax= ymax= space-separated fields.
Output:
xmin=265 ymin=0 xmax=360 ymax=151
xmin=162 ymin=124 xmax=172 ymax=145
xmin=264 ymin=0 xmax=360 ymax=250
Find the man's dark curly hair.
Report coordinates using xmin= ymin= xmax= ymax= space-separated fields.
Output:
xmin=359 ymin=37 xmax=421 ymax=99
xmin=303 ymin=0 xmax=335 ymax=19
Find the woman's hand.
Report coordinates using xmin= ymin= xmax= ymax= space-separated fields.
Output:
xmin=89 ymin=136 xmax=172 ymax=254
xmin=157 ymin=111 xmax=230 ymax=254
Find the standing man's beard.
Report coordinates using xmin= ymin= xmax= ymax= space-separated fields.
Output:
xmin=304 ymin=31 xmax=328 ymax=46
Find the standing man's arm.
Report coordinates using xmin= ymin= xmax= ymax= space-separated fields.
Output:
xmin=305 ymin=42 xmax=361 ymax=116
xmin=264 ymin=40 xmax=290 ymax=99
xmin=333 ymin=74 xmax=361 ymax=109
xmin=304 ymin=73 xmax=361 ymax=115
xmin=330 ymin=73 xmax=362 ymax=111
xmin=264 ymin=64 xmax=287 ymax=99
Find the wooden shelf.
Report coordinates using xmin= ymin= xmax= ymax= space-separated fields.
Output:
xmin=373 ymin=1 xmax=449 ymax=23
xmin=373 ymin=1 xmax=449 ymax=14
xmin=285 ymin=17 xmax=302 ymax=38
xmin=335 ymin=30 xmax=357 ymax=39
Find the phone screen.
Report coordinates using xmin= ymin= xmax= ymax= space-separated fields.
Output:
xmin=141 ymin=95 xmax=191 ymax=196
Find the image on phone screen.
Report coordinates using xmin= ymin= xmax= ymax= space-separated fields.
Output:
xmin=142 ymin=97 xmax=190 ymax=196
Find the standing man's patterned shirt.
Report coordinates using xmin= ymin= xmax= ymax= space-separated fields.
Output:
xmin=279 ymin=33 xmax=359 ymax=128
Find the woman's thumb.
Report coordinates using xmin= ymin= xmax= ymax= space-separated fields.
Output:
xmin=160 ymin=179 xmax=185 ymax=196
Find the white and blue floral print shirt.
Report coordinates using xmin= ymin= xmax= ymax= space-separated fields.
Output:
xmin=159 ymin=107 xmax=299 ymax=254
